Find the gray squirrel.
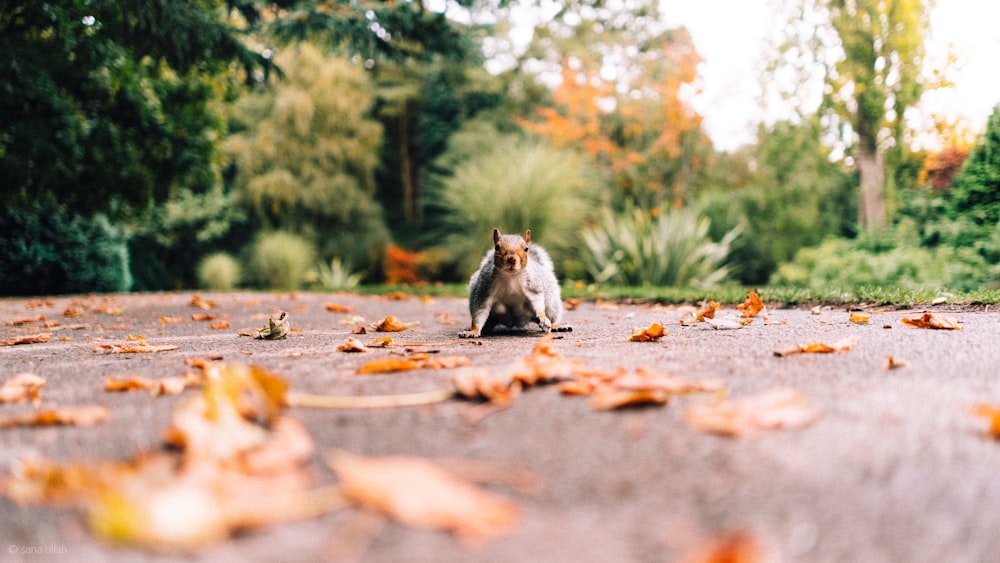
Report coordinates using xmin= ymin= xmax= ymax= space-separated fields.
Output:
xmin=458 ymin=228 xmax=570 ymax=338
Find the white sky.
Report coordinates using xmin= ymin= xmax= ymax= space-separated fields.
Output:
xmin=660 ymin=0 xmax=1000 ymax=151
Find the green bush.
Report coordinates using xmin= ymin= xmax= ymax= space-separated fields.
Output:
xmin=197 ymin=253 xmax=243 ymax=291
xmin=947 ymin=104 xmax=1000 ymax=226
xmin=0 ymin=207 xmax=131 ymax=296
xmin=311 ymin=257 xmax=362 ymax=290
xmin=581 ymin=205 xmax=740 ymax=288
xmin=249 ymin=231 xmax=316 ymax=290
xmin=424 ymin=126 xmax=599 ymax=278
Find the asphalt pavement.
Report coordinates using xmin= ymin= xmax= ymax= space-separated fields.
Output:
xmin=1 ymin=291 xmax=999 ymax=562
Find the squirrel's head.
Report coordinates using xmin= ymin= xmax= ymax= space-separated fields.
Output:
xmin=492 ymin=228 xmax=530 ymax=273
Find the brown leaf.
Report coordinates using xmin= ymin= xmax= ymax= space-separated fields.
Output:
xmin=209 ymin=320 xmax=230 ymax=330
xmin=509 ymin=335 xmax=582 ymax=386
xmin=628 ymin=322 xmax=667 ymax=342
xmin=0 ymin=373 xmax=46 ymax=405
xmin=695 ymin=301 xmax=721 ymax=321
xmin=883 ymin=355 xmax=907 ymax=370
xmin=736 ymin=289 xmax=764 ymax=318
xmin=371 ymin=315 xmax=420 ymax=332
xmin=685 ymin=388 xmax=821 ymax=437
xmin=191 ymin=313 xmax=217 ymax=322
xmin=356 ymin=357 xmax=423 ymax=374
xmin=325 ymin=303 xmax=356 ymax=313
xmin=104 ymin=373 xmax=198 ymax=396
xmin=590 ymin=388 xmax=670 ymax=410
xmin=453 ymin=368 xmax=519 ymax=405
xmin=8 ymin=315 xmax=46 ymax=326
xmin=326 ymin=450 xmax=520 ymax=544
xmin=338 ymin=337 xmax=369 ymax=353
xmin=849 ymin=311 xmax=870 ymax=324
xmin=252 ymin=311 xmax=289 ymax=340
xmin=900 ymin=312 xmax=962 ymax=330
xmin=582 ymin=368 xmax=723 ymax=411
xmin=774 ymin=335 xmax=858 ymax=357
xmin=0 ymin=405 xmax=110 ymax=429
xmin=1 ymin=333 xmax=52 ymax=346
xmin=190 ymin=293 xmax=217 ymax=309
xmin=159 ymin=316 xmax=182 ymax=324
xmin=93 ymin=342 xmax=180 ymax=354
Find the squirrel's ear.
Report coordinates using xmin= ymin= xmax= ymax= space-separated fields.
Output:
xmin=493 ymin=228 xmax=501 ymax=243
xmin=523 ymin=230 xmax=531 ymax=244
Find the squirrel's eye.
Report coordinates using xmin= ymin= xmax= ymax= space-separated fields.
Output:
xmin=524 ymin=246 xmax=529 ymax=252
xmin=494 ymin=244 xmax=500 ymax=252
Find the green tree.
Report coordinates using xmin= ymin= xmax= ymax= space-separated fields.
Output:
xmin=947 ymin=105 xmax=1000 ymax=227
xmin=225 ymin=44 xmax=389 ymax=274
xmin=766 ymin=0 xmax=930 ymax=231
xmin=0 ymin=0 xmax=275 ymax=216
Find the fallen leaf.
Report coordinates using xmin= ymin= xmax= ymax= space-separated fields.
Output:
xmin=628 ymin=323 xmax=667 ymax=342
xmin=253 ymin=311 xmax=289 ymax=340
xmin=159 ymin=317 xmax=182 ymax=324
xmin=679 ymin=530 xmax=766 ymax=563
xmin=810 ymin=306 xmax=823 ymax=315
xmin=372 ymin=316 xmax=420 ymax=332
xmin=453 ymin=368 xmax=519 ymax=405
xmin=736 ymin=289 xmax=764 ymax=318
xmin=704 ymin=315 xmax=745 ymax=330
xmin=574 ymin=368 xmax=723 ymax=411
xmin=93 ymin=342 xmax=180 ymax=354
xmin=972 ymin=404 xmax=1000 ymax=439
xmin=356 ymin=354 xmax=471 ymax=375
xmin=509 ymin=335 xmax=582 ymax=386
xmin=63 ymin=307 xmax=85 ymax=317
xmin=563 ymin=298 xmax=582 ymax=311
xmin=900 ymin=312 xmax=961 ymax=330
xmin=368 ymin=336 xmax=393 ymax=347
xmin=326 ymin=450 xmax=521 ymax=544
xmin=209 ymin=320 xmax=230 ymax=330
xmin=104 ymin=372 xmax=199 ymax=396
xmin=191 ymin=313 xmax=217 ymax=322
xmin=1 ymin=333 xmax=52 ymax=346
xmin=338 ymin=337 xmax=368 ymax=353
xmin=8 ymin=315 xmax=45 ymax=326
xmin=695 ymin=301 xmax=721 ymax=321
xmin=883 ymin=355 xmax=906 ymax=370
xmin=0 ymin=373 xmax=46 ymax=405
xmin=190 ymin=293 xmax=216 ymax=309
xmin=774 ymin=335 xmax=859 ymax=357
xmin=325 ymin=303 xmax=356 ymax=313
xmin=0 ymin=405 xmax=110 ymax=429
xmin=684 ymin=388 xmax=821 ymax=437
xmin=850 ymin=311 xmax=870 ymax=324
xmin=289 ymin=389 xmax=456 ymax=409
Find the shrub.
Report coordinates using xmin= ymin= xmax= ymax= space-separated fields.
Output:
xmin=581 ymin=205 xmax=740 ymax=288
xmin=311 ymin=257 xmax=362 ymax=290
xmin=248 ymin=231 xmax=316 ymax=290
xmin=424 ymin=127 xmax=598 ymax=278
xmin=947 ymin=104 xmax=1000 ymax=226
xmin=0 ymin=207 xmax=131 ymax=296
xmin=197 ymin=253 xmax=243 ymax=291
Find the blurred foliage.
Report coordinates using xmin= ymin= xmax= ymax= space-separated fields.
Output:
xmin=249 ymin=231 xmax=317 ymax=290
xmin=310 ymin=257 xmax=362 ymax=290
xmin=197 ymin=253 xmax=243 ymax=291
xmin=581 ymin=204 xmax=739 ymax=288
xmin=0 ymin=0 xmax=274 ymax=217
xmin=947 ymin=105 xmax=1000 ymax=228
xmin=0 ymin=207 xmax=131 ymax=296
xmin=697 ymin=118 xmax=857 ymax=285
xmin=225 ymin=44 xmax=390 ymax=275
xmin=424 ymin=123 xmax=599 ymax=278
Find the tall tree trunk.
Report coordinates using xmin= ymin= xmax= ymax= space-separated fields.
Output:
xmin=398 ymin=107 xmax=417 ymax=224
xmin=857 ymin=138 xmax=886 ymax=232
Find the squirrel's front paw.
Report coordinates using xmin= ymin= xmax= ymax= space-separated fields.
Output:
xmin=537 ymin=314 xmax=553 ymax=332
xmin=458 ymin=329 xmax=480 ymax=339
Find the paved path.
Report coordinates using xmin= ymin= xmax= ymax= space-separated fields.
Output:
xmin=1 ymin=292 xmax=999 ymax=562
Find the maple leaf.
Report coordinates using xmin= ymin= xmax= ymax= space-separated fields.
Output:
xmin=685 ymin=388 xmax=821 ymax=437
xmin=327 ymin=450 xmax=521 ymax=544
xmin=0 ymin=373 xmax=46 ymax=405
xmin=1 ymin=333 xmax=52 ymax=346
xmin=900 ymin=312 xmax=962 ymax=330
xmin=736 ymin=289 xmax=764 ymax=318
xmin=628 ymin=323 xmax=667 ymax=342
xmin=371 ymin=316 xmax=420 ymax=332
xmin=774 ymin=336 xmax=859 ymax=357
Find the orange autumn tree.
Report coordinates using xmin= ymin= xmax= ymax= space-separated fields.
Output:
xmin=519 ymin=4 xmax=709 ymax=210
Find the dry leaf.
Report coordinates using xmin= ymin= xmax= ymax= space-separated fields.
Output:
xmin=736 ymin=289 xmax=764 ymax=318
xmin=563 ymin=298 xmax=582 ymax=311
xmin=372 ymin=316 xmax=420 ymax=332
xmin=704 ymin=314 xmax=746 ymax=330
xmin=356 ymin=354 xmax=471 ymax=375
xmin=190 ymin=293 xmax=216 ymax=309
xmin=8 ymin=315 xmax=45 ymax=325
xmin=583 ymin=368 xmax=723 ymax=411
xmin=685 ymin=388 xmax=821 ymax=437
xmin=326 ymin=450 xmax=520 ymax=544
xmin=774 ymin=335 xmax=859 ymax=357
xmin=325 ymin=303 xmax=356 ymax=313
xmin=900 ymin=312 xmax=961 ymax=330
xmin=810 ymin=306 xmax=822 ymax=315
xmin=104 ymin=372 xmax=199 ymax=396
xmin=191 ymin=313 xmax=216 ymax=322
xmin=338 ymin=337 xmax=369 ymax=353
xmin=679 ymin=530 xmax=765 ymax=563
xmin=628 ymin=323 xmax=667 ymax=342
xmin=972 ymin=404 xmax=1000 ymax=438
xmin=509 ymin=335 xmax=582 ymax=386
xmin=0 ymin=373 xmax=46 ymax=405
xmin=883 ymin=355 xmax=906 ymax=370
xmin=210 ymin=320 xmax=230 ymax=330
xmin=453 ymin=368 xmax=519 ymax=405
xmin=0 ymin=405 xmax=110 ymax=429
xmin=93 ymin=342 xmax=180 ymax=354
xmin=696 ymin=301 xmax=721 ymax=321
xmin=1 ymin=333 xmax=52 ymax=346
xmin=849 ymin=311 xmax=870 ymax=324
xmin=253 ymin=311 xmax=289 ymax=340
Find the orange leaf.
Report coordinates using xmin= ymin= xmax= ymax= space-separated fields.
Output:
xmin=774 ymin=336 xmax=858 ymax=357
xmin=0 ymin=373 xmax=46 ymax=405
xmin=736 ymin=290 xmax=764 ymax=318
xmin=972 ymin=404 xmax=1000 ymax=438
xmin=191 ymin=313 xmax=217 ymax=322
xmin=0 ymin=405 xmax=110 ymax=429
xmin=371 ymin=316 xmax=420 ymax=332
xmin=190 ymin=293 xmax=216 ymax=309
xmin=509 ymin=335 xmax=582 ymax=386
xmin=900 ymin=312 xmax=961 ymax=330
xmin=159 ymin=317 xmax=182 ymax=324
xmin=685 ymin=388 xmax=821 ymax=437
xmin=338 ymin=337 xmax=368 ymax=353
xmin=356 ymin=357 xmax=423 ymax=374
xmin=326 ymin=450 xmax=521 ymax=544
xmin=1 ymin=333 xmax=51 ymax=346
xmin=680 ymin=530 xmax=765 ymax=563
xmin=453 ymin=368 xmax=519 ymax=405
xmin=695 ymin=301 xmax=721 ymax=321
xmin=628 ymin=323 xmax=667 ymax=342
xmin=93 ymin=342 xmax=180 ymax=354
xmin=849 ymin=311 xmax=870 ymax=324
xmin=325 ymin=303 xmax=356 ymax=313
xmin=209 ymin=320 xmax=230 ymax=330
